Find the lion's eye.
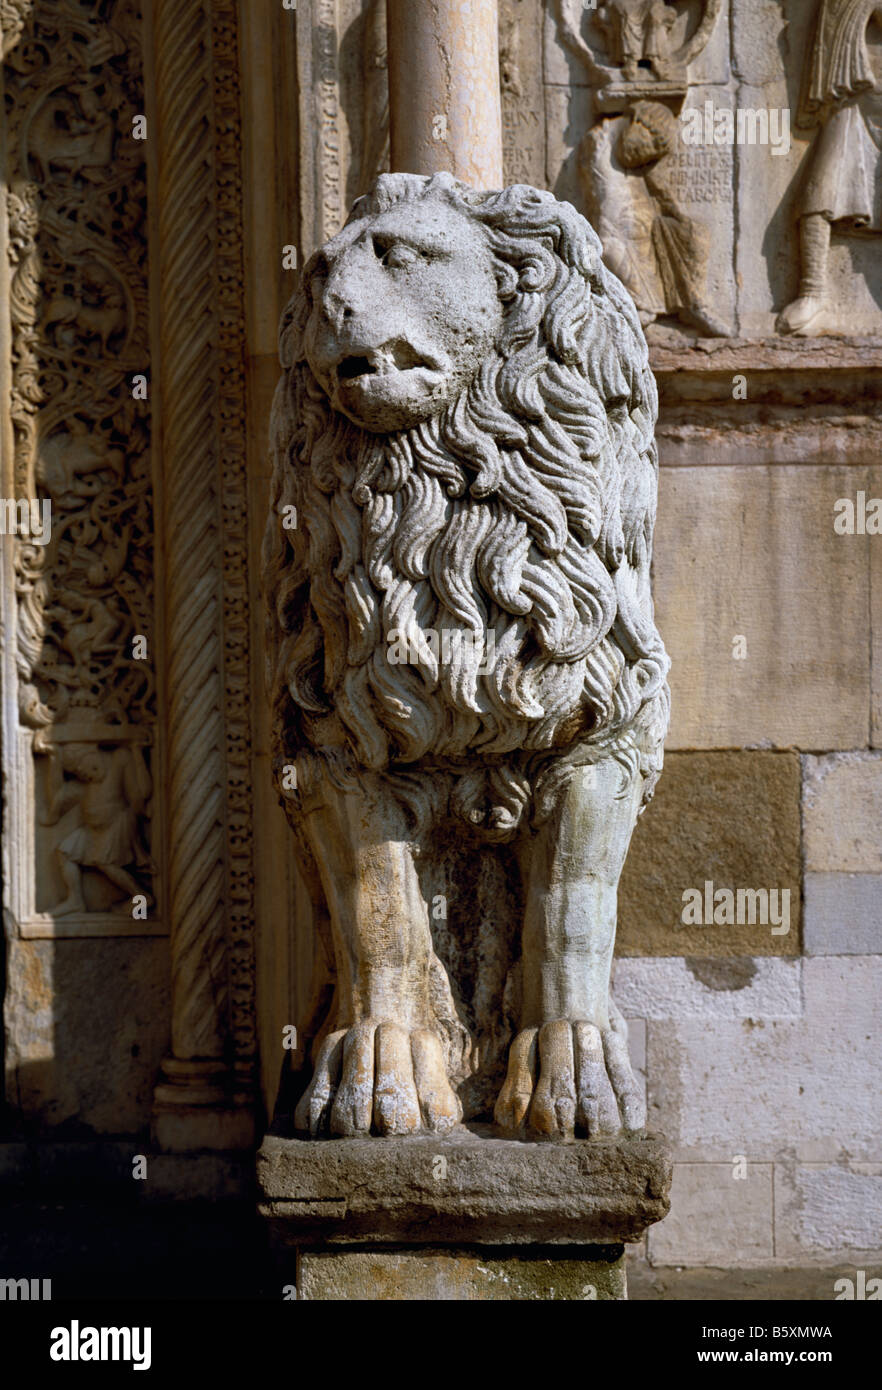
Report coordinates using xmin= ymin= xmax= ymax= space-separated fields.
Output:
xmin=372 ymin=237 xmax=419 ymax=269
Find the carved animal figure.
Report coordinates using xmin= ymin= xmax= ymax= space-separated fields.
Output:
xmin=27 ymin=88 xmax=114 ymax=183
xmin=264 ymin=174 xmax=669 ymax=1140
xmin=43 ymin=292 xmax=126 ymax=352
xmin=37 ymin=419 xmax=124 ymax=502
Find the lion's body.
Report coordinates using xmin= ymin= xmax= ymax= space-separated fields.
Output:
xmin=264 ymin=175 xmax=669 ymax=1139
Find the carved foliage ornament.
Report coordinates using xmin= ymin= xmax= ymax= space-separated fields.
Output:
xmin=3 ymin=0 xmax=155 ymax=925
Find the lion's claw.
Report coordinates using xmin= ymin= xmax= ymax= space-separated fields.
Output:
xmin=295 ymin=1021 xmax=462 ymax=1137
xmin=494 ymin=1011 xmax=644 ymax=1140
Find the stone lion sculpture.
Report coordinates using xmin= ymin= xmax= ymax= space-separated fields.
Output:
xmin=264 ymin=172 xmax=669 ymax=1141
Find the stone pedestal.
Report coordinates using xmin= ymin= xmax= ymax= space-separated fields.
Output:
xmin=257 ymin=1127 xmax=671 ymax=1301
xmin=152 ymin=1059 xmax=256 ymax=1152
xmin=295 ymin=1246 xmax=627 ymax=1301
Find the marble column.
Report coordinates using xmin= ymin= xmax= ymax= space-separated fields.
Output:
xmin=386 ymin=0 xmax=503 ymax=187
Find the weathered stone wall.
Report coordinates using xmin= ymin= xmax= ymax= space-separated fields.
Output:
xmin=561 ymin=0 xmax=880 ymax=1280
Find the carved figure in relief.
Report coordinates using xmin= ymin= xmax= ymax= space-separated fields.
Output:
xmin=598 ymin=0 xmax=678 ymax=81
xmin=265 ymin=175 xmax=669 ymax=1140
xmin=37 ymin=418 xmax=124 ymax=503
xmin=27 ymin=86 xmax=114 ymax=183
xmin=556 ymin=0 xmax=730 ymax=337
xmin=778 ymin=0 xmax=882 ymax=335
xmin=48 ymin=593 xmax=119 ymax=682
xmin=581 ymin=102 xmax=730 ymax=335
xmin=556 ymin=0 xmax=723 ymax=88
xmin=40 ymin=741 xmax=152 ymax=915
xmin=42 ymin=268 xmax=127 ymax=354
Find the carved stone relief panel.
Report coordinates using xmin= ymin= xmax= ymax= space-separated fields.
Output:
xmin=1 ymin=0 xmax=261 ymax=1145
xmin=739 ymin=0 xmax=882 ymax=339
xmin=545 ymin=0 xmax=882 ymax=339
xmin=547 ymin=1 xmax=735 ymax=342
xmin=1 ymin=0 xmax=160 ymax=938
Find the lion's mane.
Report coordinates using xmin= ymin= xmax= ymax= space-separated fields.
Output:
xmin=264 ymin=174 xmax=670 ymax=837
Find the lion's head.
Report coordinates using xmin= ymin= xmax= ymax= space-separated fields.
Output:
xmin=265 ymin=173 xmax=669 ymax=835
xmin=301 ymin=186 xmax=504 ymax=433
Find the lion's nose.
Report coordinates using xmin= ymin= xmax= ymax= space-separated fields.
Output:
xmin=322 ymin=289 xmax=355 ymax=332
xmin=322 ymin=250 xmax=381 ymax=331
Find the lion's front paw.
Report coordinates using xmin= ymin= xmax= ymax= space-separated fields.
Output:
xmin=294 ymin=1021 xmax=463 ymax=1137
xmin=494 ymin=1013 xmax=644 ymax=1140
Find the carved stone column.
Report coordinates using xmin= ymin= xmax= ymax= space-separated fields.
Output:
xmin=386 ymin=0 xmax=503 ymax=186
xmin=149 ymin=0 xmax=257 ymax=1150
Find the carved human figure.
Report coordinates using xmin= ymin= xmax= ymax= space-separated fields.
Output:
xmin=47 ymin=594 xmax=119 ymax=680
xmin=779 ymin=0 xmax=882 ymax=335
xmin=40 ymin=742 xmax=152 ymax=914
xmin=556 ymin=0 xmax=727 ymax=87
xmin=598 ymin=0 xmax=678 ymax=80
xmin=265 ymin=174 xmax=669 ymax=1141
xmin=581 ymin=102 xmax=730 ymax=336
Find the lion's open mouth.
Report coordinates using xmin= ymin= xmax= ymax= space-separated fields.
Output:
xmin=338 ymin=355 xmax=376 ymax=380
xmin=338 ymin=339 xmax=434 ymax=381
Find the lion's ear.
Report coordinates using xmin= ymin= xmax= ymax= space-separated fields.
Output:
xmin=279 ymin=291 xmax=310 ymax=368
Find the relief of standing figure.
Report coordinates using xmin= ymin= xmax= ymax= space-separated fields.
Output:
xmin=40 ymin=740 xmax=153 ymax=914
xmin=778 ymin=0 xmax=882 ymax=335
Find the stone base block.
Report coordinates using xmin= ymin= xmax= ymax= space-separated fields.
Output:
xmin=151 ymin=1057 xmax=256 ymax=1152
xmin=295 ymin=1244 xmax=627 ymax=1301
xmin=257 ymin=1127 xmax=671 ymax=1247
xmin=152 ymin=1103 xmax=256 ymax=1153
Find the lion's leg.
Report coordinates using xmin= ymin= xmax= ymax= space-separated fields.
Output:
xmin=495 ymin=757 xmax=645 ymax=1140
xmin=294 ymin=772 xmax=461 ymax=1138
